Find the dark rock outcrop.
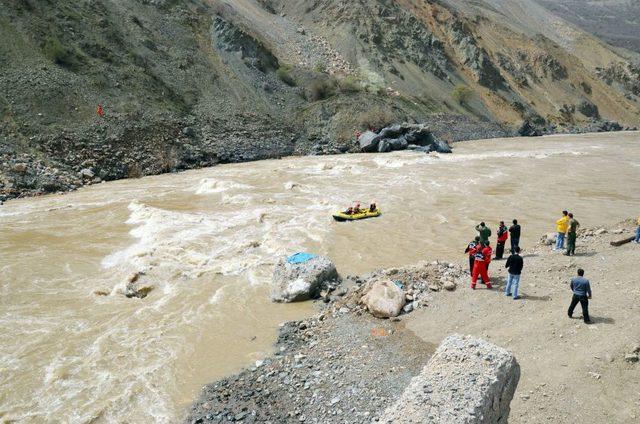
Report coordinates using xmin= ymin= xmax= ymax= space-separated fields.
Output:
xmin=578 ymin=100 xmax=600 ymax=118
xmin=358 ymin=123 xmax=452 ymax=154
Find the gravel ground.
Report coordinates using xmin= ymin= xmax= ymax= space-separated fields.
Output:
xmin=186 ymin=222 xmax=640 ymax=423
xmin=185 ymin=313 xmax=433 ymax=424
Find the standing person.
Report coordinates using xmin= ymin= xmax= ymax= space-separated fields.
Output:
xmin=97 ymin=103 xmax=104 ymax=118
xmin=495 ymin=221 xmax=509 ymax=259
xmin=565 ymin=213 xmax=580 ymax=256
xmin=568 ymin=269 xmax=592 ymax=324
xmin=475 ymin=222 xmax=492 ymax=244
xmin=482 ymin=240 xmax=493 ymax=272
xmin=635 ymin=215 xmax=640 ymax=244
xmin=555 ymin=211 xmax=569 ymax=251
xmin=464 ymin=236 xmax=481 ymax=274
xmin=471 ymin=245 xmax=492 ymax=290
xmin=504 ymin=246 xmax=524 ymax=300
xmin=509 ymin=219 xmax=521 ymax=254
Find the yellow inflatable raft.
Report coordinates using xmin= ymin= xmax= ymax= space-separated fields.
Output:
xmin=333 ymin=209 xmax=381 ymax=222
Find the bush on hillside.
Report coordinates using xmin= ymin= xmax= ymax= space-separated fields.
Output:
xmin=356 ymin=106 xmax=395 ymax=131
xmin=276 ymin=66 xmax=296 ymax=86
xmin=452 ymin=84 xmax=473 ymax=105
xmin=338 ymin=75 xmax=362 ymax=93
xmin=307 ymin=78 xmax=337 ymax=101
xmin=42 ymin=37 xmax=78 ymax=69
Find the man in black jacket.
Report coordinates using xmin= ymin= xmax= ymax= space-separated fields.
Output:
xmin=509 ymin=219 xmax=521 ymax=254
xmin=504 ymin=246 xmax=523 ymax=299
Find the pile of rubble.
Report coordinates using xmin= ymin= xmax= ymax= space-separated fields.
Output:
xmin=329 ymin=261 xmax=466 ymax=319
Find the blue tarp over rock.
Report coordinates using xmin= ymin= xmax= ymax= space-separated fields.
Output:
xmin=286 ymin=252 xmax=317 ymax=264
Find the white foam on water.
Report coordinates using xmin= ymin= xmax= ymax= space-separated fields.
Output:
xmin=221 ymin=193 xmax=254 ymax=205
xmin=195 ymin=178 xmax=253 ymax=195
xmin=372 ymin=153 xmax=432 ymax=168
xmin=210 ymin=287 xmax=226 ymax=304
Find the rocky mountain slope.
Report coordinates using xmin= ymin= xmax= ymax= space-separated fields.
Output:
xmin=1 ymin=0 xmax=639 ymax=200
xmin=536 ymin=0 xmax=640 ymax=54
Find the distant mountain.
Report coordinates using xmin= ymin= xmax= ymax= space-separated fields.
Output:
xmin=535 ymin=0 xmax=640 ymax=54
xmin=1 ymin=0 xmax=639 ymax=200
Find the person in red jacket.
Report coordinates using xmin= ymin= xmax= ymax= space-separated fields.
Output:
xmin=482 ymin=241 xmax=493 ymax=272
xmin=471 ymin=241 xmax=492 ymax=290
xmin=464 ymin=236 xmax=481 ymax=274
xmin=495 ymin=221 xmax=509 ymax=259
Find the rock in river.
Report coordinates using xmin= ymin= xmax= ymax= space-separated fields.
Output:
xmin=271 ymin=255 xmax=339 ymax=302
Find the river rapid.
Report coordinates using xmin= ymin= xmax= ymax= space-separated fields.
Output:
xmin=1 ymin=132 xmax=639 ymax=423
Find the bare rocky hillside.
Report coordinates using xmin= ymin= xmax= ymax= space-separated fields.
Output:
xmin=1 ymin=0 xmax=639 ymax=200
xmin=536 ymin=0 xmax=640 ymax=54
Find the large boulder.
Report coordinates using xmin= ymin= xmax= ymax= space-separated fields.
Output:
xmin=518 ymin=120 xmax=543 ymax=137
xmin=360 ymin=123 xmax=452 ymax=154
xmin=358 ymin=131 xmax=382 ymax=153
xmin=271 ymin=255 xmax=339 ymax=302
xmin=381 ymin=334 xmax=520 ymax=423
xmin=361 ymin=280 xmax=406 ymax=318
xmin=541 ymin=233 xmax=557 ymax=245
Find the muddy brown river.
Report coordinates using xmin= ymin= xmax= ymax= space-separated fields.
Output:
xmin=1 ymin=132 xmax=639 ymax=423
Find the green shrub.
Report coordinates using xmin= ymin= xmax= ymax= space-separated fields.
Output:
xmin=356 ymin=106 xmax=395 ymax=130
xmin=276 ymin=66 xmax=296 ymax=86
xmin=307 ymin=78 xmax=336 ymax=101
xmin=452 ymin=84 xmax=473 ymax=105
xmin=314 ymin=61 xmax=326 ymax=73
xmin=338 ymin=75 xmax=362 ymax=93
xmin=42 ymin=37 xmax=77 ymax=68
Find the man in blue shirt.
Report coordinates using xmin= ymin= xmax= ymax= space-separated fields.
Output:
xmin=568 ymin=268 xmax=592 ymax=324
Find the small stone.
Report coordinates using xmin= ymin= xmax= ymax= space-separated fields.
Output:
xmin=78 ymin=168 xmax=95 ymax=179
xmin=12 ymin=163 xmax=27 ymax=173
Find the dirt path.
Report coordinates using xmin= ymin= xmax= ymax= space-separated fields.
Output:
xmin=406 ymin=222 xmax=640 ymax=423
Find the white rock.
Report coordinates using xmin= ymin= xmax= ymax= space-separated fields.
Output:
xmin=78 ymin=168 xmax=95 ymax=179
xmin=541 ymin=233 xmax=557 ymax=245
xmin=444 ymin=281 xmax=457 ymax=291
xmin=361 ymin=280 xmax=406 ymax=318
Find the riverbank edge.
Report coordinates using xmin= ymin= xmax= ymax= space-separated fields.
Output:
xmin=2 ymin=124 xmax=636 ymax=205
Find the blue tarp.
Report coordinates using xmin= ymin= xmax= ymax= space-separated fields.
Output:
xmin=287 ymin=252 xmax=317 ymax=264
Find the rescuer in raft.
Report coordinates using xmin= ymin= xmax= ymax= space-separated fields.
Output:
xmin=471 ymin=241 xmax=492 ymax=290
